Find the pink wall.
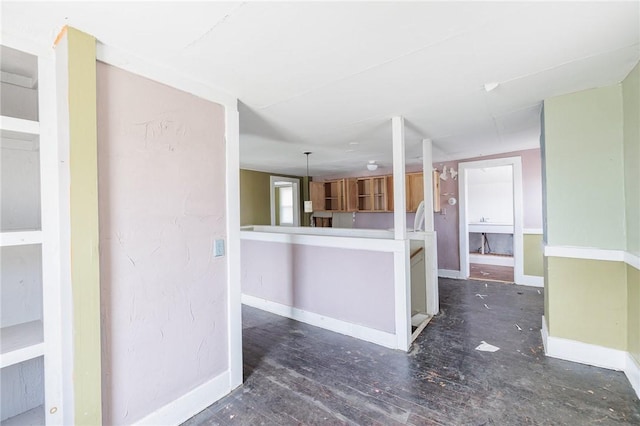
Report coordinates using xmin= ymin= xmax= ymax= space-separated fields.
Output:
xmin=242 ymin=240 xmax=395 ymax=333
xmin=434 ymin=148 xmax=542 ymax=270
xmin=97 ymin=63 xmax=228 ymax=425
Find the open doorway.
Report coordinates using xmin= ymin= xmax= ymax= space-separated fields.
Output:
xmin=270 ymin=176 xmax=300 ymax=226
xmin=458 ymin=157 xmax=524 ymax=284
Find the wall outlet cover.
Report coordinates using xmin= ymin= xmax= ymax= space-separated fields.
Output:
xmin=214 ymin=239 xmax=225 ymax=257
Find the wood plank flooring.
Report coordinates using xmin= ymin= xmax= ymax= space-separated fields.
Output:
xmin=183 ymin=279 xmax=639 ymax=425
xmin=469 ymin=263 xmax=514 ymax=283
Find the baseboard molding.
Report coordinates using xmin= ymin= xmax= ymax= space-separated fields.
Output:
xmin=626 ymin=353 xmax=640 ymax=398
xmin=541 ymin=316 xmax=626 ymax=370
xmin=469 ymin=253 xmax=514 ymax=267
xmin=438 ymin=269 xmax=463 ymax=279
xmin=517 ymin=274 xmax=543 ymax=287
xmin=242 ymin=294 xmax=398 ymax=350
xmin=133 ymin=371 xmax=232 ymax=426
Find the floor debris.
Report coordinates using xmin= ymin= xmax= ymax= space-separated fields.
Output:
xmin=475 ymin=294 xmax=487 ymax=299
xmin=484 ymin=304 xmax=491 ymax=310
xmin=515 ymin=323 xmax=522 ymax=331
xmin=475 ymin=341 xmax=500 ymax=352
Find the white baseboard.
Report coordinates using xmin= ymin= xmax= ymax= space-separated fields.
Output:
xmin=517 ymin=274 xmax=543 ymax=287
xmin=541 ymin=316 xmax=626 ymax=371
xmin=133 ymin=371 xmax=232 ymax=426
xmin=469 ymin=253 xmax=514 ymax=267
xmin=626 ymin=352 xmax=640 ymax=398
xmin=541 ymin=316 xmax=640 ymax=398
xmin=242 ymin=294 xmax=398 ymax=350
xmin=438 ymin=269 xmax=462 ymax=279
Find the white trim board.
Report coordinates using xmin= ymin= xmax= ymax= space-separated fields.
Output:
xmin=242 ymin=294 xmax=398 ymax=350
xmin=523 ymin=228 xmax=543 ymax=235
xmin=517 ymin=275 xmax=543 ymax=287
xmin=541 ymin=317 xmax=639 ymax=399
xmin=626 ymin=353 xmax=640 ymax=398
xmin=469 ymin=253 xmax=514 ymax=267
xmin=96 ymin=42 xmax=237 ymax=110
xmin=545 ymin=245 xmax=640 ymax=270
xmin=241 ymin=230 xmax=403 ymax=252
xmin=438 ymin=269 xmax=462 ymax=279
xmin=133 ymin=371 xmax=231 ymax=426
xmin=624 ymin=252 xmax=640 ymax=270
xmin=225 ymin=109 xmax=243 ymax=390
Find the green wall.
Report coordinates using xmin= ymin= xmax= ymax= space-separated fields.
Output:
xmin=65 ymin=27 xmax=103 ymax=425
xmin=623 ymin=63 xmax=640 ymax=256
xmin=544 ymin=85 xmax=626 ymax=250
xmin=623 ymin=63 xmax=640 ymax=365
xmin=543 ymin=63 xmax=640 ymax=360
xmin=523 ymin=233 xmax=543 ymax=277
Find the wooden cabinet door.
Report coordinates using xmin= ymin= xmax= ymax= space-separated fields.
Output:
xmin=310 ymin=181 xmax=325 ymax=211
xmin=407 ymin=173 xmax=424 ymax=212
xmin=345 ymin=178 xmax=358 ymax=212
xmin=386 ymin=175 xmax=394 ymax=211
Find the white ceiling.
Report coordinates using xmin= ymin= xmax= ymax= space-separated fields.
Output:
xmin=2 ymin=1 xmax=639 ymax=176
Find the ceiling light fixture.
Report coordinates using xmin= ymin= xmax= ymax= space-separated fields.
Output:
xmin=367 ymin=160 xmax=378 ymax=171
xmin=484 ymin=82 xmax=499 ymax=92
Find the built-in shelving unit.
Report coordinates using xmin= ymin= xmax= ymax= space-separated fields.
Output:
xmin=1 ymin=44 xmax=47 ymax=425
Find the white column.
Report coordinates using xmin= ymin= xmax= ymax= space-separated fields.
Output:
xmin=391 ymin=116 xmax=410 ymax=350
xmin=392 ymin=116 xmax=406 ymax=240
xmin=422 ymin=138 xmax=434 ymax=232
xmin=225 ymin=107 xmax=243 ymax=389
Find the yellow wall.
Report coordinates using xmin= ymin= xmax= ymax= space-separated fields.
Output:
xmin=523 ymin=233 xmax=543 ymax=277
xmin=547 ymin=257 xmax=627 ymax=350
xmin=240 ymin=169 xmax=272 ymax=226
xmin=65 ymin=27 xmax=103 ymax=425
xmin=628 ymin=265 xmax=640 ymax=363
xmin=240 ymin=169 xmax=304 ymax=226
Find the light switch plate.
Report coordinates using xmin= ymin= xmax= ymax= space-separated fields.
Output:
xmin=214 ymin=239 xmax=225 ymax=257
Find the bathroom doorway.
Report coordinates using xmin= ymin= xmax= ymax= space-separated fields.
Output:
xmin=458 ymin=157 xmax=524 ymax=284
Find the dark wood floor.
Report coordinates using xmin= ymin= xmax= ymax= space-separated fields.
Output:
xmin=183 ymin=279 xmax=639 ymax=425
xmin=469 ymin=263 xmax=514 ymax=283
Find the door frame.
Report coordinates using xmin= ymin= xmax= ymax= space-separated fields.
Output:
xmin=270 ymin=176 xmax=301 ymax=226
xmin=458 ymin=156 xmax=524 ymax=284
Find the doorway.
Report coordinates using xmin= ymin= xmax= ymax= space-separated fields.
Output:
xmin=458 ymin=157 xmax=524 ymax=284
xmin=270 ymin=176 xmax=300 ymax=227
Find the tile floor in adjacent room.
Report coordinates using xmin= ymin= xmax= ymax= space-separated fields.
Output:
xmin=183 ymin=278 xmax=640 ymax=425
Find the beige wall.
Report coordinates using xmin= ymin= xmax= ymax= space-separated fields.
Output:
xmin=523 ymin=233 xmax=543 ymax=277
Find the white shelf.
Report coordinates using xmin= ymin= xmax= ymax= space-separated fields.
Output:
xmin=0 ymin=320 xmax=44 ymax=368
xmin=1 ymin=405 xmax=45 ymax=426
xmin=0 ymin=115 xmax=39 ymax=136
xmin=0 ymin=230 xmax=42 ymax=247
